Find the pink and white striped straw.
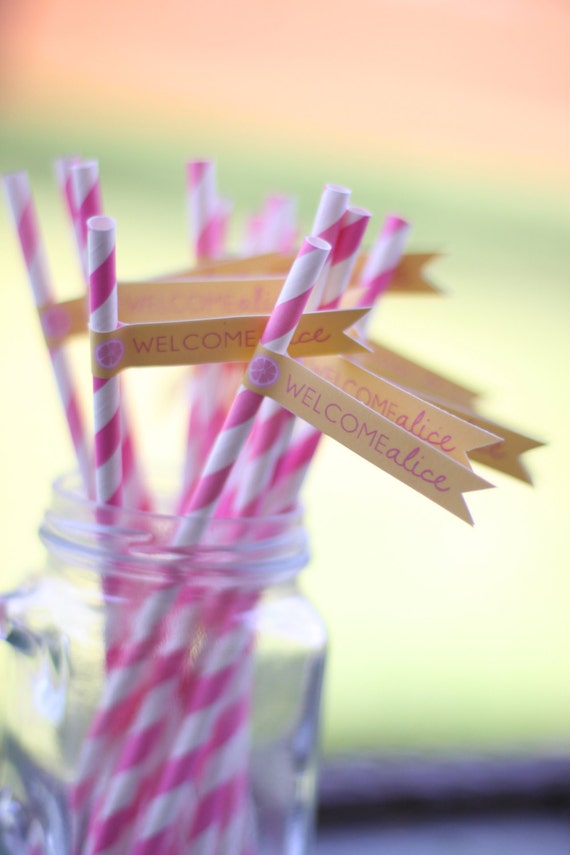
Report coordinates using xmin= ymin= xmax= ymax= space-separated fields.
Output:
xmin=88 ymin=215 xmax=123 ymax=508
xmin=214 ymin=185 xmax=353 ymax=518
xmin=261 ymin=205 xmax=372 ymax=516
xmin=177 ymin=235 xmax=331 ymax=537
xmin=257 ymin=193 xmax=298 ymax=254
xmin=70 ymin=161 xmax=151 ymax=512
xmin=68 ymin=216 xmax=125 ymax=849
xmin=229 ymin=203 xmax=369 ymax=520
xmin=98 ymin=236 xmax=331 ymax=855
xmin=307 ymin=183 xmax=351 ymax=308
xmin=187 ymin=159 xmax=219 ymax=262
xmin=53 ymin=155 xmax=83 ymax=272
xmin=355 ymin=213 xmax=411 ymax=335
xmin=2 ymin=171 xmax=92 ymax=493
xmin=180 ymin=159 xmax=241 ymax=504
xmin=70 ymin=160 xmax=104 ymax=282
xmin=319 ymin=205 xmax=372 ymax=308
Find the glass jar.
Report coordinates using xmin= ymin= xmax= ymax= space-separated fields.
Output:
xmin=0 ymin=473 xmax=327 ymax=855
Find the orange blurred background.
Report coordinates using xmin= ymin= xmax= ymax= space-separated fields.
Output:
xmin=2 ymin=0 xmax=569 ymax=181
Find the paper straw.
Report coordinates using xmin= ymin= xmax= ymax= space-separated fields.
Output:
xmin=187 ymin=159 xmax=218 ymax=262
xmin=256 ymin=193 xmax=298 ymax=254
xmin=70 ymin=160 xmax=104 ymax=282
xmin=355 ymin=213 xmax=411 ymax=335
xmin=307 ymin=183 xmax=351 ymax=308
xmin=70 ymin=162 xmax=151 ymax=512
xmin=2 ymin=171 xmax=92 ymax=493
xmin=69 ymin=216 xmax=125 ymax=849
xmin=214 ymin=186 xmax=354 ymax=518
xmin=261 ymin=206 xmax=372 ymax=516
xmin=236 ymin=204 xmax=370 ymax=519
xmin=120 ymin=593 xmax=255 ymax=855
xmin=214 ymin=195 xmax=234 ymax=258
xmin=177 ymin=236 xmax=330 ymax=535
xmin=88 ymin=216 xmax=123 ymax=508
xmin=180 ymin=159 xmax=236 ymax=501
xmin=53 ymin=155 xmax=83 ymax=272
xmin=320 ymin=205 xmax=372 ymax=308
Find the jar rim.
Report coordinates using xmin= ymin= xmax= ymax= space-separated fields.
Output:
xmin=39 ymin=471 xmax=310 ymax=584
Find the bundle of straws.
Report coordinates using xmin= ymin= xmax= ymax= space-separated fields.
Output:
xmin=3 ymin=158 xmax=541 ymax=854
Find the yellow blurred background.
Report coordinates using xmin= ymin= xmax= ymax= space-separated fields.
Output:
xmin=1 ymin=0 xmax=569 ymax=756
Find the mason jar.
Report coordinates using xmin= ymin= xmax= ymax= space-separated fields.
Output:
xmin=0 ymin=472 xmax=327 ymax=855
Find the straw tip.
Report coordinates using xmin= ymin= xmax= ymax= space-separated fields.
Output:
xmin=324 ymin=183 xmax=351 ymax=197
xmin=384 ymin=213 xmax=411 ymax=233
xmin=88 ymin=214 xmax=115 ymax=233
xmin=304 ymin=235 xmax=331 ymax=253
xmin=2 ymin=170 xmax=28 ymax=190
xmin=348 ymin=205 xmax=372 ymax=218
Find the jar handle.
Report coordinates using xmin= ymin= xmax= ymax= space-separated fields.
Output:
xmin=0 ymin=595 xmax=44 ymax=658
xmin=0 ymin=593 xmax=69 ymax=724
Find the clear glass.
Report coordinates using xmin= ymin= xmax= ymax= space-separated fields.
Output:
xmin=0 ymin=474 xmax=327 ymax=855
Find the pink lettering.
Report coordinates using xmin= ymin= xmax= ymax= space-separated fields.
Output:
xmin=301 ymin=387 xmax=317 ymax=408
xmin=325 ymin=402 xmax=341 ymax=423
xmin=385 ymin=445 xmax=450 ymax=492
xmin=285 ymin=376 xmax=306 ymax=398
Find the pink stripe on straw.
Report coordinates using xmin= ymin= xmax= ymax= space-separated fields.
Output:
xmin=2 ymin=171 xmax=92 ymax=493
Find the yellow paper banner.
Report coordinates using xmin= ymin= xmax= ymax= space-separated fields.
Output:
xmin=118 ymin=277 xmax=287 ymax=322
xmin=159 ymin=251 xmax=442 ymax=295
xmin=354 ymin=342 xmax=543 ymax=483
xmin=354 ymin=340 xmax=481 ymax=410
xmin=40 ymin=278 xmax=285 ymax=345
xmin=243 ymin=346 xmax=493 ymax=524
xmin=90 ymin=308 xmax=369 ymax=378
xmin=417 ymin=399 xmax=544 ymax=484
xmin=303 ymin=355 xmax=501 ymax=468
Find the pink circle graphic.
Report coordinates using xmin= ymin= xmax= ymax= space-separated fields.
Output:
xmin=95 ymin=338 xmax=125 ymax=370
xmin=247 ymin=354 xmax=280 ymax=388
xmin=42 ymin=306 xmax=71 ymax=339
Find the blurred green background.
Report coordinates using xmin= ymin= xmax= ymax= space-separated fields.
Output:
xmin=1 ymin=0 xmax=569 ymax=758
